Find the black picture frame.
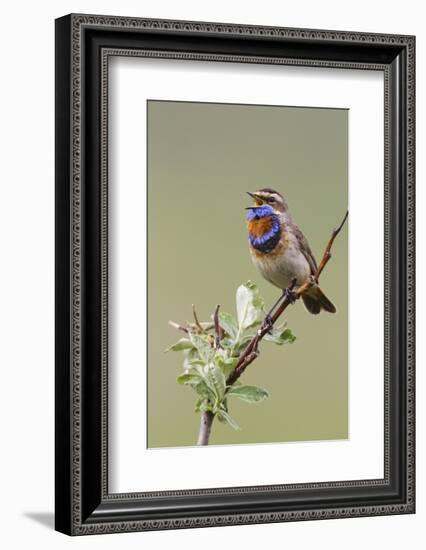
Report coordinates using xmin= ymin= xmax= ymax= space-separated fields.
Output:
xmin=55 ymin=13 xmax=415 ymax=535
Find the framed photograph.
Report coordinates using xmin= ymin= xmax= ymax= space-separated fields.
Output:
xmin=55 ymin=14 xmax=415 ymax=535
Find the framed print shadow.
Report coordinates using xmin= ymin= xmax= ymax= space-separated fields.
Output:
xmin=55 ymin=14 xmax=415 ymax=535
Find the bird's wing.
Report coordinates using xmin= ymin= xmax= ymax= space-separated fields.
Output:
xmin=291 ymin=223 xmax=318 ymax=275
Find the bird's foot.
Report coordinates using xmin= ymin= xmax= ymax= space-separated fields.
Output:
xmin=284 ymin=287 xmax=297 ymax=304
xmin=308 ymin=275 xmax=318 ymax=286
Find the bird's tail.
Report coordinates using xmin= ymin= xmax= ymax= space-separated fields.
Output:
xmin=302 ymin=285 xmax=336 ymax=315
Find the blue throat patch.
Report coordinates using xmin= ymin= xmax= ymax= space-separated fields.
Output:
xmin=247 ymin=205 xmax=281 ymax=253
xmin=246 ymin=205 xmax=275 ymax=221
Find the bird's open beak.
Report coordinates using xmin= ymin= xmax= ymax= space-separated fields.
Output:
xmin=246 ymin=191 xmax=264 ymax=208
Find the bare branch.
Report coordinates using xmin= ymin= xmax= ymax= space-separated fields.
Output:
xmin=192 ymin=304 xmax=206 ymax=334
xmin=168 ymin=320 xmax=189 ymax=334
xmin=213 ymin=304 xmax=224 ymax=349
xmin=314 ymin=210 xmax=348 ymax=281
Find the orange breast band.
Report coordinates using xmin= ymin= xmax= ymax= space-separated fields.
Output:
xmin=247 ymin=216 xmax=274 ymax=237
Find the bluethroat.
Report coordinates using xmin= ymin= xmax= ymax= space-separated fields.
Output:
xmin=246 ymin=188 xmax=336 ymax=315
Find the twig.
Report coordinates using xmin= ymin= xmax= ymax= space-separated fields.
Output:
xmin=168 ymin=320 xmax=189 ymax=334
xmin=315 ymin=210 xmax=348 ymax=281
xmin=192 ymin=304 xmax=206 ymax=334
xmin=213 ymin=304 xmax=224 ymax=349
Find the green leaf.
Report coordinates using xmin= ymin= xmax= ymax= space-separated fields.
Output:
xmin=189 ymin=333 xmax=215 ymax=363
xmin=214 ymin=354 xmax=238 ymax=378
xmin=216 ymin=409 xmax=240 ymax=430
xmin=182 ymin=347 xmax=204 ymax=371
xmin=264 ymin=328 xmax=296 ymax=345
xmin=177 ymin=362 xmax=218 ymax=404
xmin=177 ymin=373 xmax=202 ymax=385
xmin=187 ymin=364 xmax=220 ymax=403
xmin=164 ymin=338 xmax=194 ymax=353
xmin=218 ymin=311 xmax=238 ymax=340
xmin=194 ymin=397 xmax=203 ymax=412
xmin=236 ymin=281 xmax=265 ymax=332
xmin=219 ymin=337 xmax=234 ymax=350
xmin=231 ymin=338 xmax=252 ymax=356
xmin=197 ymin=399 xmax=213 ymax=413
xmin=194 ymin=380 xmax=216 ymax=403
xmin=227 ymin=384 xmax=269 ymax=403
xmin=195 ymin=397 xmax=213 ymax=413
xmin=206 ymin=363 xmax=226 ymax=402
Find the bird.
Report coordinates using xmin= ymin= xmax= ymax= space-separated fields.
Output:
xmin=246 ymin=188 xmax=336 ymax=315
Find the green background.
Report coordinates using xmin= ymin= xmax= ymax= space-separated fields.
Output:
xmin=147 ymin=100 xmax=348 ymax=447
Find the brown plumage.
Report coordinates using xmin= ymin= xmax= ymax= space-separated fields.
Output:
xmin=291 ymin=223 xmax=336 ymax=314
xmin=246 ymin=189 xmax=336 ymax=315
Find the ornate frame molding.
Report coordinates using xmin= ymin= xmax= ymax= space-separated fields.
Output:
xmin=55 ymin=14 xmax=415 ymax=535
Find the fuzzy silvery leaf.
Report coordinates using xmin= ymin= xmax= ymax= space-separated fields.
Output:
xmin=164 ymin=338 xmax=194 ymax=353
xmin=194 ymin=397 xmax=203 ymax=412
xmin=193 ymin=378 xmax=217 ymax=404
xmin=188 ymin=333 xmax=215 ymax=363
xmin=183 ymin=348 xmax=205 ymax=372
xmin=263 ymin=328 xmax=296 ymax=345
xmin=232 ymin=339 xmax=251 ymax=356
xmin=214 ymin=354 xmax=238 ymax=378
xmin=236 ymin=281 xmax=265 ymax=332
xmin=213 ymin=347 xmax=227 ymax=360
xmin=193 ymin=365 xmax=220 ymax=402
xmin=226 ymin=384 xmax=269 ymax=403
xmin=206 ymin=363 xmax=226 ymax=402
xmin=197 ymin=366 xmax=218 ymax=404
xmin=216 ymin=409 xmax=240 ymax=430
xmin=218 ymin=311 xmax=238 ymax=340
xmin=178 ymin=362 xmax=218 ymax=404
xmin=220 ymin=337 xmax=235 ymax=350
xmin=195 ymin=398 xmax=212 ymax=413
xmin=176 ymin=372 xmax=202 ymax=386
